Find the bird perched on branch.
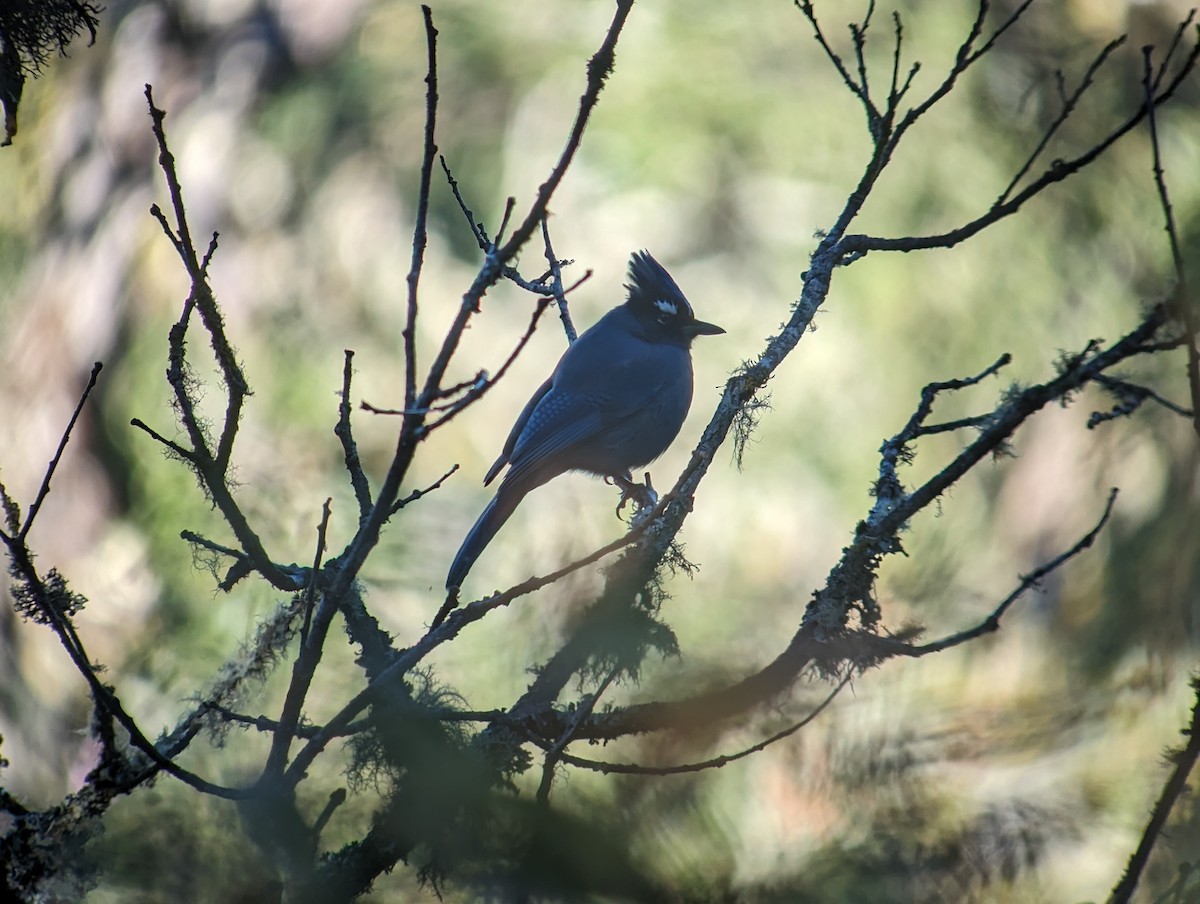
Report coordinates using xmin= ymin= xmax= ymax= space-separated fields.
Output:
xmin=445 ymin=250 xmax=724 ymax=591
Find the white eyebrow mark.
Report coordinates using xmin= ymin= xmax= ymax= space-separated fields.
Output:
xmin=654 ymin=298 xmax=678 ymax=317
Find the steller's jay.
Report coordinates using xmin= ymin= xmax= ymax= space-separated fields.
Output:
xmin=445 ymin=251 xmax=724 ymax=590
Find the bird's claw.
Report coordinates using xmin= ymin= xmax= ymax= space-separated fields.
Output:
xmin=611 ymin=471 xmax=658 ymax=522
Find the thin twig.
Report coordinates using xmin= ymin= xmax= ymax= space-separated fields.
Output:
xmin=363 ymin=373 xmax=489 ymax=416
xmin=1108 ymin=676 xmax=1200 ymax=904
xmin=364 ymin=299 xmax=556 ymax=426
xmin=1143 ymin=45 xmax=1200 ymax=438
xmin=873 ymin=353 xmax=1012 ymax=501
xmin=917 ymin=414 xmax=1001 ymax=436
xmin=145 ymin=86 xmax=200 ymax=275
xmin=425 ymin=298 xmax=553 ymax=431
xmin=494 ymin=0 xmax=634 ymax=265
xmin=906 ymin=354 xmax=1011 ymax=438
xmin=146 ymin=86 xmax=248 ymax=476
xmin=1151 ymin=10 xmax=1197 ymax=92
xmin=204 ymin=702 xmax=372 ymax=738
xmin=199 ymin=232 xmax=219 ymax=274
xmin=851 ymin=1 xmax=877 ymax=113
xmin=145 ymin=86 xmax=294 ymax=592
xmin=130 ymin=418 xmax=195 ymax=460
xmin=262 ymin=570 xmax=344 ymax=780
xmin=841 ymin=27 xmax=1200 ymax=256
xmin=389 ymin=463 xmax=459 ymax=515
xmin=20 ymin=362 xmax=102 ymax=541
xmin=403 ymin=5 xmax=439 ymax=413
xmin=541 ymin=216 xmax=577 ymax=342
xmin=313 ymin=789 xmax=347 ymax=839
xmin=180 ymin=530 xmax=247 ymax=562
xmin=336 ymin=350 xmax=373 ymax=521
xmin=536 ymin=666 xmax=621 ymax=803
xmin=1 ymin=536 xmax=248 ymax=798
xmin=493 ymin=197 xmax=516 ymax=248
xmin=439 ymin=155 xmax=488 ymax=248
xmin=903 ymin=488 xmax=1119 ymax=656
xmin=796 ymin=1 xmax=875 ymax=119
xmin=997 ymin=38 xmax=1125 ymax=206
xmin=1088 ymin=374 xmax=1193 ymax=427
xmin=300 ymin=499 xmax=333 ymax=646
xmin=440 ymin=156 xmax=559 ymax=295
xmin=535 ymin=674 xmax=849 ymax=776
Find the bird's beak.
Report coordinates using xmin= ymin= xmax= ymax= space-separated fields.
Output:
xmin=686 ymin=319 xmax=725 ymax=337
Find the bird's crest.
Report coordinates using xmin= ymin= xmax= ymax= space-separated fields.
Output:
xmin=626 ymin=250 xmax=694 ymax=326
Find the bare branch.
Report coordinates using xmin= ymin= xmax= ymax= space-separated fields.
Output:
xmin=130 ymin=417 xmax=195 ymax=461
xmin=1143 ymin=45 xmax=1200 ymax=438
xmin=425 ymin=298 xmax=553 ymax=431
xmin=335 ymin=350 xmax=373 ymax=522
xmin=19 ymin=361 xmax=102 ymax=541
xmin=402 ymin=5 xmax=439 ymax=413
xmin=145 ymin=86 xmax=249 ymax=474
xmin=536 ymin=666 xmax=620 ymax=803
xmin=900 ymin=488 xmax=1119 ymax=656
xmin=1088 ymin=374 xmax=1194 ymax=427
xmin=142 ymin=87 xmax=297 ymax=593
xmin=1151 ymin=9 xmax=1198 ymax=91
xmin=841 ymin=27 xmax=1200 ymax=256
xmin=996 ymin=37 xmax=1126 ymax=206
xmin=389 ymin=463 xmax=459 ymax=515
xmin=849 ymin=0 xmax=878 ymax=126
xmin=1108 ymin=676 xmax=1200 ymax=903
xmin=263 ymin=581 xmax=343 ymax=779
xmin=493 ymin=0 xmax=634 ymax=264
xmin=180 ymin=529 xmax=246 ymax=562
xmin=440 ymin=156 xmax=558 ymax=296
xmin=795 ymin=1 xmax=876 ymax=123
xmin=541 ymin=216 xmax=577 ymax=343
xmin=536 ymin=674 xmax=850 ymax=777
xmin=875 ymin=353 xmax=1012 ymax=500
xmin=895 ymin=0 xmax=1029 ymax=135
xmin=440 ymin=154 xmax=488 ymax=248
xmin=203 ymin=702 xmax=370 ymax=739
xmin=299 ymin=499 xmax=333 ymax=646
xmin=1 ymin=532 xmax=249 ymax=799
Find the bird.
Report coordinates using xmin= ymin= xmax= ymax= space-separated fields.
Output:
xmin=445 ymin=250 xmax=724 ymax=591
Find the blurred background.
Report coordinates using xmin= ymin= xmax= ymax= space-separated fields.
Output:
xmin=2 ymin=0 xmax=1199 ymax=900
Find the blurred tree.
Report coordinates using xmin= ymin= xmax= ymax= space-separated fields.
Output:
xmin=2 ymin=1 xmax=1200 ymax=902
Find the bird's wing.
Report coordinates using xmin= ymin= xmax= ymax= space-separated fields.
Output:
xmin=494 ymin=328 xmax=689 ymax=490
xmin=500 ymin=386 xmax=608 ymax=490
xmin=501 ymin=359 xmax=686 ymax=490
xmin=484 ymin=377 xmax=552 ymax=486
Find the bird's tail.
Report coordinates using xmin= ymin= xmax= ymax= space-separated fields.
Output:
xmin=445 ymin=488 xmax=521 ymax=590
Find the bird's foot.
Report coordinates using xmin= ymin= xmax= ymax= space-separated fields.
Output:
xmin=610 ymin=471 xmax=658 ymax=524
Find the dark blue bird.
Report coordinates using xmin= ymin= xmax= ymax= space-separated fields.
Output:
xmin=445 ymin=251 xmax=723 ymax=590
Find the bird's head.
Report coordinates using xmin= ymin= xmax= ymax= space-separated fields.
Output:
xmin=625 ymin=250 xmax=725 ymax=346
